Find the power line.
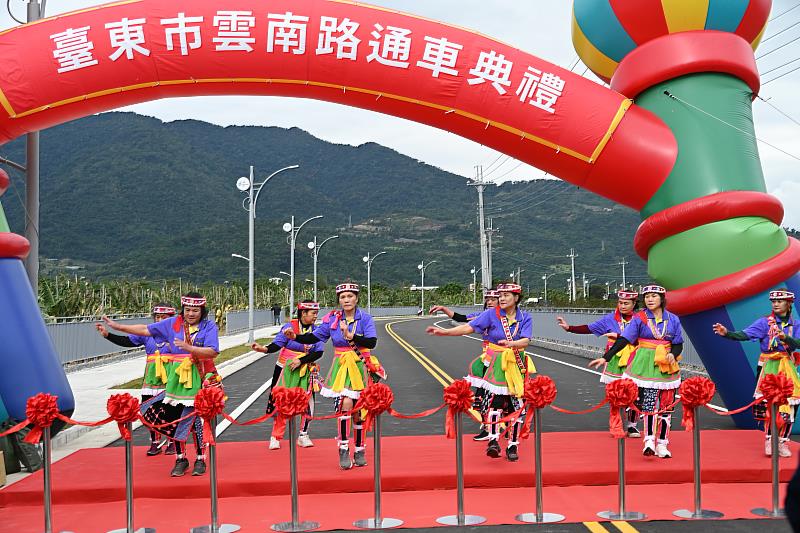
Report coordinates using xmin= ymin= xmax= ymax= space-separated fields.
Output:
xmin=759 ymin=55 xmax=800 ymax=76
xmin=480 ymin=153 xmax=505 ymax=174
xmin=482 ymin=156 xmax=513 ymax=178
xmin=770 ymin=2 xmax=800 ymax=21
xmin=761 ymin=18 xmax=800 ymax=44
xmin=756 ymin=94 xmax=800 ymax=128
xmin=488 ymin=161 xmax=524 ymax=181
xmin=756 ymin=34 xmax=800 ymax=59
xmin=663 ymin=89 xmax=800 ymax=162
xmin=485 ymin=176 xmax=560 ymax=214
xmin=763 ymin=62 xmax=800 ymax=85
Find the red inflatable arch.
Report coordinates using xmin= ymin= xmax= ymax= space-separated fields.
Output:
xmin=0 ymin=0 xmax=677 ymax=209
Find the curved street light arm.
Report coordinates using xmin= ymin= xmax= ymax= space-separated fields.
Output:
xmin=296 ymin=215 xmax=323 ymax=235
xmin=252 ymin=164 xmax=300 ymax=215
xmin=318 ymin=234 xmax=339 ymax=252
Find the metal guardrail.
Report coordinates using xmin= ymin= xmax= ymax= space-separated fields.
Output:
xmin=47 ymin=316 xmax=151 ymax=366
xmin=47 ymin=306 xmax=702 ymax=369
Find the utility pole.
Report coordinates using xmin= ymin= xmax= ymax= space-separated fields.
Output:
xmin=618 ymin=257 xmax=629 ymax=289
xmin=567 ymin=248 xmax=578 ymax=302
xmin=468 ymin=166 xmax=490 ymax=291
xmin=582 ymin=272 xmax=587 ymax=299
xmin=486 ymin=217 xmax=499 ymax=287
xmin=24 ymin=0 xmax=43 ymax=291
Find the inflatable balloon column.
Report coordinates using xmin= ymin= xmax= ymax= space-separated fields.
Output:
xmin=0 ymin=169 xmax=74 ymax=427
xmin=574 ymin=0 xmax=799 ymax=428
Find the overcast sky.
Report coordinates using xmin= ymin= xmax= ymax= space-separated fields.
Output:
xmin=2 ymin=0 xmax=799 ymax=227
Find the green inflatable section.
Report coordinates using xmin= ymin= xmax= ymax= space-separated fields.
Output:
xmin=0 ymin=203 xmax=9 ymax=233
xmin=636 ymin=73 xmax=766 ymax=219
xmin=648 ymin=216 xmax=788 ymax=288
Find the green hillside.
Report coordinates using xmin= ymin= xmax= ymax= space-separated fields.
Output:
xmin=1 ymin=112 xmax=651 ymax=293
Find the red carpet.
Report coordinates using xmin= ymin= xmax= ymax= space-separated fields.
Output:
xmin=0 ymin=430 xmax=795 ymax=531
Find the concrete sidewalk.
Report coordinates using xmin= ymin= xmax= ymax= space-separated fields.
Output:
xmin=3 ymin=324 xmax=281 ymax=487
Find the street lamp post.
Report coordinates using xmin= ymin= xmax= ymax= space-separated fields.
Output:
xmin=417 ymin=260 xmax=437 ymax=313
xmin=542 ymin=273 xmax=555 ymax=304
xmin=308 ymin=234 xmax=339 ymax=302
xmin=284 ymin=215 xmax=323 ymax=312
xmin=470 ymin=266 xmax=482 ymax=306
xmin=362 ymin=251 xmax=387 ymax=313
xmin=236 ymin=164 xmax=299 ymax=343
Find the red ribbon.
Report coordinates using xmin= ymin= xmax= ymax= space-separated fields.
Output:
xmin=354 ymin=383 xmax=394 ymax=432
xmin=443 ymin=379 xmax=473 ymax=439
xmin=194 ymin=387 xmax=226 ymax=446
xmin=519 ymin=375 xmax=557 ymax=440
xmin=24 ymin=393 xmax=60 ymax=444
xmin=679 ymin=377 xmax=715 ymax=430
xmin=107 ymin=393 xmax=141 ymax=441
xmin=605 ymin=379 xmax=638 ymax=439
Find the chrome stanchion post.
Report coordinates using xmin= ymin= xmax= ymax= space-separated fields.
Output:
xmin=354 ymin=414 xmax=403 ymax=529
xmin=108 ymin=422 xmax=156 ymax=533
xmin=192 ymin=417 xmax=241 ymax=533
xmin=752 ymin=403 xmax=787 ymax=518
xmin=515 ymin=408 xmax=564 ymax=523
xmin=42 ymin=426 xmax=75 ymax=533
xmin=436 ymin=412 xmax=486 ymax=526
xmin=272 ymin=416 xmax=320 ymax=532
xmin=598 ymin=436 xmax=646 ymax=520
xmin=673 ymin=409 xmax=723 ymax=519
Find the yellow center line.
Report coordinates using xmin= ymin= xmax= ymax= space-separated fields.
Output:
xmin=385 ymin=319 xmax=482 ymax=422
xmin=611 ymin=521 xmax=639 ymax=533
xmin=583 ymin=522 xmax=610 ymax=533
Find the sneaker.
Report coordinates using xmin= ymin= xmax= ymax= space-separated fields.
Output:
xmin=473 ymin=428 xmax=491 ymax=441
xmin=165 ymin=441 xmax=177 ymax=455
xmin=506 ymin=445 xmax=519 ymax=462
xmin=655 ymin=442 xmax=672 ymax=459
xmin=354 ymin=448 xmax=367 ymax=467
xmin=486 ymin=439 xmax=501 ymax=458
xmin=192 ymin=459 xmax=206 ymax=476
xmin=626 ymin=426 xmax=641 ymax=439
xmin=642 ymin=440 xmax=656 ymax=457
xmin=765 ymin=437 xmax=773 ymax=457
xmin=779 ymin=440 xmax=792 ymax=458
xmin=297 ymin=434 xmax=314 ymax=448
xmin=269 ymin=437 xmax=281 ymax=450
xmin=170 ymin=458 xmax=190 ymax=477
xmin=146 ymin=441 xmax=161 ymax=456
xmin=339 ymin=447 xmax=353 ymax=470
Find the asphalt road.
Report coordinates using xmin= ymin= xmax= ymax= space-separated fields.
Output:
xmin=115 ymin=316 xmax=793 ymax=533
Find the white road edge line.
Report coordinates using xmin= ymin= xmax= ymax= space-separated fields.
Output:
xmin=215 ymin=378 xmax=272 ymax=437
xmin=430 ymin=319 xmax=729 ymax=413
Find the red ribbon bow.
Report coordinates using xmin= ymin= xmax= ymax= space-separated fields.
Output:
xmin=354 ymin=383 xmax=394 ymax=432
xmin=761 ymin=373 xmax=794 ymax=407
xmin=605 ymin=379 xmax=638 ymax=439
xmin=194 ymin=386 xmax=226 ymax=446
xmin=679 ymin=377 xmax=715 ymax=431
xmin=760 ymin=373 xmax=795 ymax=430
xmin=271 ymin=386 xmax=310 ymax=430
xmin=519 ymin=375 xmax=558 ymax=440
xmin=24 ymin=393 xmax=60 ymax=444
xmin=443 ymin=379 xmax=474 ymax=439
xmin=107 ymin=393 xmax=141 ymax=441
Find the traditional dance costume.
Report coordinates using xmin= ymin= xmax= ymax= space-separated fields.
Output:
xmin=562 ymin=291 xmax=640 ymax=436
xmin=266 ymin=302 xmax=325 ymax=448
xmin=447 ymin=290 xmax=499 ymax=440
xmin=719 ymin=290 xmax=800 ymax=456
xmin=291 ymin=283 xmax=384 ymax=469
xmin=604 ymin=286 xmax=683 ymax=458
xmin=464 ymin=284 xmax=535 ymax=461
xmin=140 ymin=295 xmax=220 ymax=476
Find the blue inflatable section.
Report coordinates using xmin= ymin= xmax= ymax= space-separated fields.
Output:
xmin=0 ymin=257 xmax=74 ymax=421
xmin=682 ymin=273 xmax=800 ymax=432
